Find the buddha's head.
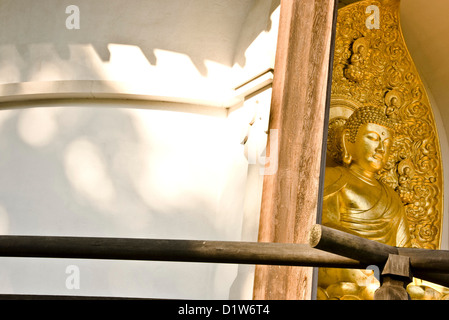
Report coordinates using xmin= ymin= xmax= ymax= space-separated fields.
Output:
xmin=342 ymin=106 xmax=395 ymax=173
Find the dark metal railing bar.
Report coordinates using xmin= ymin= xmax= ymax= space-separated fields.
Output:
xmin=0 ymin=228 xmax=446 ymax=289
xmin=309 ymin=224 xmax=449 ymax=287
xmin=0 ymin=235 xmax=365 ymax=269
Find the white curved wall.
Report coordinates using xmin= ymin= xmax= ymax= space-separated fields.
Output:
xmin=0 ymin=100 xmax=241 ymax=298
xmin=0 ymin=0 xmax=280 ymax=298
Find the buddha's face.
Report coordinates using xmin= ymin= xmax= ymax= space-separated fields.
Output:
xmin=344 ymin=123 xmax=393 ymax=173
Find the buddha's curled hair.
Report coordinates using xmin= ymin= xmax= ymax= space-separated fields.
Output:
xmin=344 ymin=106 xmax=396 ymax=143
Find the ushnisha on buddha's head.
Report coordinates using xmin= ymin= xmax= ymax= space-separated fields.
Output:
xmin=341 ymin=106 xmax=396 ymax=174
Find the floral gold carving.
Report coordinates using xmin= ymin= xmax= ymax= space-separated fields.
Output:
xmin=328 ymin=0 xmax=443 ymax=251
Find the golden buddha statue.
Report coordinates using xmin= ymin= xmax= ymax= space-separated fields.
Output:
xmin=318 ymin=105 xmax=411 ymax=300
xmin=322 ymin=106 xmax=411 ymax=247
xmin=319 ymin=0 xmax=446 ymax=300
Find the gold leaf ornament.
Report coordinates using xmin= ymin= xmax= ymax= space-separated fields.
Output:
xmin=329 ymin=0 xmax=443 ymax=250
xmin=320 ymin=0 xmax=444 ymax=300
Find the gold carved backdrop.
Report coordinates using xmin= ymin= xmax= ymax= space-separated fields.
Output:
xmin=328 ymin=0 xmax=443 ymax=250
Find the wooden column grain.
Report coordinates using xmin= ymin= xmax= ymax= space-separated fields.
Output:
xmin=253 ymin=0 xmax=337 ymax=300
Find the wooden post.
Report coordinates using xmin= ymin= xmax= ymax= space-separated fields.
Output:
xmin=374 ymin=254 xmax=412 ymax=300
xmin=253 ymin=0 xmax=337 ymax=300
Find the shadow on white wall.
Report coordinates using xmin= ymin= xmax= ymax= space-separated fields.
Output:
xmin=0 ymin=102 xmax=248 ymax=298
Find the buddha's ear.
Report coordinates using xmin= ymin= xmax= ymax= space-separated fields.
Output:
xmin=341 ymin=129 xmax=352 ymax=166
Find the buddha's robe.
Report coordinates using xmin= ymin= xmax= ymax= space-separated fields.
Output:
xmin=317 ymin=166 xmax=411 ymax=299
xmin=322 ymin=166 xmax=410 ymax=247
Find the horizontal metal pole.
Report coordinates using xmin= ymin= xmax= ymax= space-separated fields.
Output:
xmin=412 ymin=271 xmax=449 ymax=289
xmin=397 ymin=247 xmax=449 ymax=274
xmin=0 ymin=233 xmax=447 ymax=289
xmin=0 ymin=235 xmax=366 ymax=269
xmin=309 ymin=224 xmax=398 ymax=265
xmin=309 ymin=224 xmax=449 ymax=287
